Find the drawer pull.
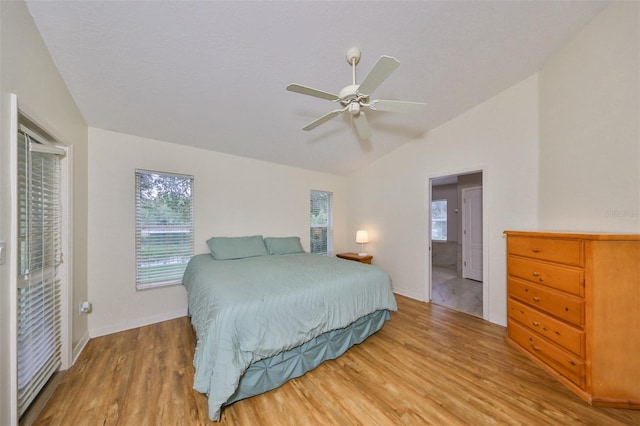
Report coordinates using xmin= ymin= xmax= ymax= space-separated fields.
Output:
xmin=533 ymin=345 xmax=541 ymax=351
xmin=532 ymin=248 xmax=540 ymax=253
xmin=569 ymin=361 xmax=576 ymax=366
xmin=532 ymin=271 xmax=540 ymax=277
xmin=532 ymin=321 xmax=540 ymax=327
xmin=533 ymin=296 xmax=540 ymax=302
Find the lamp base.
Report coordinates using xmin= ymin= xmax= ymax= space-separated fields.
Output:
xmin=358 ymin=252 xmax=368 ymax=257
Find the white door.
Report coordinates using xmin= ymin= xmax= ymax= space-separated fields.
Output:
xmin=462 ymin=186 xmax=482 ymax=281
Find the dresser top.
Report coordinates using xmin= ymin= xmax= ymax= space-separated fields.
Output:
xmin=504 ymin=230 xmax=640 ymax=241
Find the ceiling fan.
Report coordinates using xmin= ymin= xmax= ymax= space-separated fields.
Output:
xmin=287 ymin=47 xmax=427 ymax=140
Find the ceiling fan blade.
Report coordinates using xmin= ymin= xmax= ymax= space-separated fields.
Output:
xmin=287 ymin=83 xmax=340 ymax=101
xmin=369 ymin=99 xmax=428 ymax=114
xmin=357 ymin=55 xmax=400 ymax=95
xmin=353 ymin=112 xmax=372 ymax=140
xmin=302 ymin=108 xmax=345 ymax=131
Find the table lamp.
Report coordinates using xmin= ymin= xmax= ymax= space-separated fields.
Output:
xmin=355 ymin=229 xmax=369 ymax=256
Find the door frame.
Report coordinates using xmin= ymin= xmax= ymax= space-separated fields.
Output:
xmin=426 ymin=168 xmax=488 ymax=320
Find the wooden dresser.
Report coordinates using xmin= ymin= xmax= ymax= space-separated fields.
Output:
xmin=504 ymin=231 xmax=640 ymax=409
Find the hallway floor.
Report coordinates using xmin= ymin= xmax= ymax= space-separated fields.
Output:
xmin=431 ymin=266 xmax=483 ymax=318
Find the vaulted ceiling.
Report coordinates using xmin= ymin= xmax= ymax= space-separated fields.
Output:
xmin=25 ymin=1 xmax=608 ymax=175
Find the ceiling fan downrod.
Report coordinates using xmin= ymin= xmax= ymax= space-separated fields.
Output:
xmin=346 ymin=47 xmax=361 ymax=86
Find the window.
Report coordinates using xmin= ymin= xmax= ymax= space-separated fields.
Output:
xmin=17 ymin=127 xmax=65 ymax=417
xmin=310 ymin=190 xmax=333 ymax=254
xmin=135 ymin=170 xmax=193 ymax=289
xmin=431 ymin=199 xmax=447 ymax=241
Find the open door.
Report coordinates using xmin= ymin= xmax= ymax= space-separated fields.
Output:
xmin=462 ymin=186 xmax=482 ymax=281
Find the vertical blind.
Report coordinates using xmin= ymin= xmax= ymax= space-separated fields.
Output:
xmin=17 ymin=130 xmax=64 ymax=418
xmin=310 ymin=190 xmax=332 ymax=254
xmin=135 ymin=170 xmax=194 ymax=289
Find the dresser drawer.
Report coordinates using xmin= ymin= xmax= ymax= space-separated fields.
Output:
xmin=508 ymin=278 xmax=584 ymax=326
xmin=508 ymin=298 xmax=584 ymax=357
xmin=507 ymin=256 xmax=584 ymax=296
xmin=509 ymin=320 xmax=585 ymax=388
xmin=508 ymin=236 xmax=584 ymax=267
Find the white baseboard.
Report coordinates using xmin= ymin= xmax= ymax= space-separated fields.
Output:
xmin=392 ymin=288 xmax=425 ymax=302
xmin=89 ymin=308 xmax=188 ymax=338
xmin=72 ymin=331 xmax=90 ymax=364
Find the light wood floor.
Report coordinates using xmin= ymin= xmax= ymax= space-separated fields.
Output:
xmin=34 ymin=295 xmax=640 ymax=425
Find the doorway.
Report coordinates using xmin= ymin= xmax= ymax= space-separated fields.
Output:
xmin=429 ymin=171 xmax=483 ymax=318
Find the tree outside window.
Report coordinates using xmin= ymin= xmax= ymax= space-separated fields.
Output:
xmin=135 ymin=170 xmax=193 ymax=289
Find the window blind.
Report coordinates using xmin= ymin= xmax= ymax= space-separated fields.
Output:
xmin=17 ymin=130 xmax=64 ymax=418
xmin=135 ymin=170 xmax=194 ymax=290
xmin=310 ymin=190 xmax=332 ymax=254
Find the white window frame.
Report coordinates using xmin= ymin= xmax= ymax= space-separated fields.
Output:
xmin=135 ymin=169 xmax=194 ymax=290
xmin=310 ymin=190 xmax=333 ymax=255
xmin=431 ymin=199 xmax=448 ymax=241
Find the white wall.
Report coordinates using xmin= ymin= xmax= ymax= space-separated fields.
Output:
xmin=0 ymin=1 xmax=88 ymax=424
xmin=539 ymin=1 xmax=639 ymax=232
xmin=347 ymin=75 xmax=540 ymax=326
xmin=87 ymin=127 xmax=347 ymax=336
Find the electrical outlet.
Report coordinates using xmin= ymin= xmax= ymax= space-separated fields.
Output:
xmin=79 ymin=301 xmax=92 ymax=315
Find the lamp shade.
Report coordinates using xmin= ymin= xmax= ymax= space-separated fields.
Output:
xmin=355 ymin=230 xmax=369 ymax=244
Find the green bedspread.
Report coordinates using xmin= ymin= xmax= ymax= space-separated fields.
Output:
xmin=182 ymin=252 xmax=397 ymax=421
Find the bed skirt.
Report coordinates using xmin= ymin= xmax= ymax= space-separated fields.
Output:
xmin=224 ymin=309 xmax=391 ymax=405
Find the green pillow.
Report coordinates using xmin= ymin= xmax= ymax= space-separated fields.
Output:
xmin=264 ymin=237 xmax=305 ymax=255
xmin=206 ymin=235 xmax=268 ymax=260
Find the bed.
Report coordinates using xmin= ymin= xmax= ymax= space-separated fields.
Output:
xmin=182 ymin=235 xmax=397 ymax=421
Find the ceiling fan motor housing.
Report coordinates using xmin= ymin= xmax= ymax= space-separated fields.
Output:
xmin=339 ymin=84 xmax=368 ymax=106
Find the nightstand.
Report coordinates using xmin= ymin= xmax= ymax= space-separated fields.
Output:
xmin=336 ymin=252 xmax=373 ymax=264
